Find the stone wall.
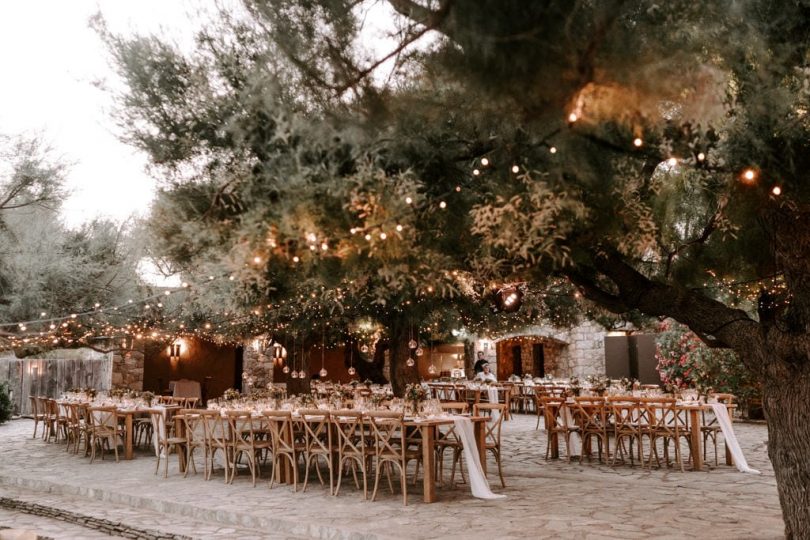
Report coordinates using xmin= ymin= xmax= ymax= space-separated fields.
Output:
xmin=241 ymin=340 xmax=273 ymax=389
xmin=486 ymin=319 xmax=609 ymax=378
xmin=111 ymin=347 xmax=144 ymax=391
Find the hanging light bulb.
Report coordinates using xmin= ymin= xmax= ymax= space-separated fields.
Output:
xmin=360 ymin=344 xmax=369 ymax=353
xmin=416 ymin=347 xmax=424 ymax=357
xmin=408 ymin=339 xmax=418 ymax=349
xmin=282 ymin=365 xmax=290 ymax=374
xmin=428 ymin=364 xmax=437 ymax=375
xmin=290 ymin=370 xmax=298 ymax=379
xmin=406 ymin=357 xmax=415 ymax=367
xmin=348 ymin=366 xmax=356 ymax=376
xmin=319 ymin=367 xmax=328 ymax=378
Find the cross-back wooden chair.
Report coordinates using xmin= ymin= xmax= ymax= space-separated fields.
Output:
xmin=436 ymin=402 xmax=469 ymax=485
xmin=178 ymin=409 xmax=206 ymax=477
xmin=641 ymin=398 xmax=689 ymax=471
xmin=571 ymin=397 xmax=610 ymax=463
xmin=473 ymin=403 xmax=506 ymax=487
xmin=332 ymin=410 xmax=369 ymax=499
xmin=299 ymin=409 xmax=333 ymax=494
xmin=29 ymin=396 xmax=45 ymax=438
xmin=366 ymin=411 xmax=415 ymax=505
xmin=263 ymin=410 xmax=301 ymax=491
xmin=607 ymin=397 xmax=642 ymax=466
xmin=87 ymin=406 xmax=122 ymax=463
xmin=200 ymin=410 xmax=231 ymax=482
xmin=148 ymin=407 xmax=186 ymax=477
xmin=541 ymin=397 xmax=575 ymax=461
xmin=226 ymin=411 xmax=270 ymax=486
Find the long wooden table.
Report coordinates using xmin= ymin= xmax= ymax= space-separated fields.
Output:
xmin=173 ymin=412 xmax=490 ymax=503
xmin=546 ymin=402 xmax=737 ymax=471
xmin=404 ymin=416 xmax=489 ymax=503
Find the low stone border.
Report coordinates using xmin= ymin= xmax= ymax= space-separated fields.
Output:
xmin=0 ymin=497 xmax=191 ymax=540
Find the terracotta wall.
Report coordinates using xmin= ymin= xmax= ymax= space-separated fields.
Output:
xmin=143 ymin=337 xmax=239 ymax=400
xmin=496 ymin=337 xmax=564 ymax=380
xmin=270 ymin=345 xmax=353 ymax=384
xmin=417 ymin=343 xmax=465 ymax=380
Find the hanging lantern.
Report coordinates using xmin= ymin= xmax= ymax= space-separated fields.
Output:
xmin=408 ymin=339 xmax=418 ymax=349
xmin=290 ymin=370 xmax=298 ymax=379
xmin=282 ymin=365 xmax=290 ymax=374
xmin=428 ymin=364 xmax=437 ymax=375
xmin=319 ymin=367 xmax=328 ymax=378
xmin=347 ymin=366 xmax=356 ymax=376
xmin=272 ymin=342 xmax=286 ymax=360
xmin=360 ymin=344 xmax=369 ymax=353
xmin=406 ymin=357 xmax=415 ymax=367
xmin=415 ymin=347 xmax=424 ymax=357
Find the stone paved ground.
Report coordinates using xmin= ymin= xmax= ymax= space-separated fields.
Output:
xmin=0 ymin=415 xmax=784 ymax=539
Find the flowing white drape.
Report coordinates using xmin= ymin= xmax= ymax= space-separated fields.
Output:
xmin=709 ymin=403 xmax=760 ymax=474
xmin=452 ymin=416 xmax=507 ymax=500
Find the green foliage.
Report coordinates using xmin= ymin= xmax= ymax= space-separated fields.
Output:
xmin=0 ymin=381 xmax=12 ymax=423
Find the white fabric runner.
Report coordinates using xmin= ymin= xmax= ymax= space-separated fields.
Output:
xmin=709 ymin=403 xmax=760 ymax=474
xmin=486 ymin=388 xmax=502 ymax=423
xmin=451 ymin=415 xmax=506 ymax=500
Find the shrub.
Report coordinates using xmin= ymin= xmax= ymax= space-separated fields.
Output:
xmin=656 ymin=320 xmax=760 ymax=413
xmin=0 ymin=381 xmax=12 ymax=424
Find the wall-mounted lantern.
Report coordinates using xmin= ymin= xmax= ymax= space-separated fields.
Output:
xmin=169 ymin=341 xmax=182 ymax=363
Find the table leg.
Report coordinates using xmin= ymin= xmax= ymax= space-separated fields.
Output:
xmin=174 ymin=416 xmax=187 ymax=473
xmin=725 ymin=405 xmax=734 ymax=466
xmin=421 ymin=425 xmax=436 ymax=503
xmin=689 ymin=408 xmax=703 ymax=471
xmin=125 ymin=414 xmax=134 ymax=460
xmin=474 ymin=420 xmax=487 ymax=475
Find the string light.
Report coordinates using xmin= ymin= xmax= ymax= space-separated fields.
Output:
xmin=697 ymin=152 xmax=706 ymax=161
xmin=741 ymin=168 xmax=758 ymax=183
xmin=549 ymin=147 xmax=557 ymax=154
xmin=772 ymin=186 xmax=782 ymax=196
xmin=439 ymin=201 xmax=447 ymax=209
xmin=633 ymin=137 xmax=642 ymax=147
xmin=511 ymin=165 xmax=520 ymax=173
xmin=568 ymin=113 xmax=578 ymax=123
xmin=480 ymin=157 xmax=489 ymax=166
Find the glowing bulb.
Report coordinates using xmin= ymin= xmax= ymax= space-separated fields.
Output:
xmin=633 ymin=137 xmax=642 ymax=147
xmin=319 ymin=368 xmax=328 ymax=378
xmin=428 ymin=364 xmax=437 ymax=375
xmin=364 ymin=233 xmax=372 ymax=241
xmin=405 ymin=196 xmax=413 ymax=204
xmin=360 ymin=344 xmax=369 ymax=353
xmin=408 ymin=339 xmax=418 ymax=349
xmin=472 ymin=169 xmax=480 ymax=176
xmin=511 ymin=165 xmax=520 ymax=173
xmin=742 ymin=168 xmax=757 ymax=182
xmin=697 ymin=152 xmax=706 ymax=161
xmin=290 ymin=370 xmax=298 ymax=379
xmin=379 ymin=232 xmax=387 ymax=240
xmin=321 ymin=242 xmax=328 ymax=251
xmin=439 ymin=201 xmax=447 ymax=209
xmin=406 ymin=357 xmax=415 ymax=367
xmin=549 ymin=146 xmax=557 ymax=154
xmin=455 ymin=185 xmax=461 ymax=192
xmin=282 ymin=365 xmax=290 ymax=373
xmin=292 ymin=256 xmax=300 ymax=263
xmin=348 ymin=366 xmax=356 ymax=376
xmin=480 ymin=157 xmax=489 ymax=166
xmin=772 ymin=186 xmax=782 ymax=196
xmin=396 ymin=224 xmax=403 ymax=232
xmin=568 ymin=112 xmax=578 ymax=123
xmin=416 ymin=347 xmax=424 ymax=357
xmin=253 ymin=256 xmax=262 ymax=264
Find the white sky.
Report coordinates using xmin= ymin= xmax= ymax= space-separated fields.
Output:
xmin=0 ymin=1 xmax=203 ymax=227
xmin=0 ymin=1 xmax=412 ymax=229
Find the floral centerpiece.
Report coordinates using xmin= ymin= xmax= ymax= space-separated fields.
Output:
xmin=110 ymin=387 xmax=126 ymax=399
xmin=267 ymin=385 xmax=286 ymax=400
xmin=370 ymin=392 xmax=388 ymax=408
xmin=405 ymin=383 xmax=428 ymax=414
xmin=586 ymin=375 xmax=610 ymax=396
xmin=568 ymin=377 xmax=582 ymax=397
xmin=619 ymin=377 xmax=638 ymax=393
xmin=222 ymin=388 xmax=241 ymax=402
xmin=140 ymin=391 xmax=155 ymax=406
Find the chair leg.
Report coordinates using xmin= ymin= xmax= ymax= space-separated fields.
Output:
xmin=371 ymin=458 xmax=382 ymax=502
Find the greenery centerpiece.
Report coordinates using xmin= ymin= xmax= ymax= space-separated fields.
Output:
xmin=140 ymin=391 xmax=155 ymax=407
xmin=586 ymin=375 xmax=610 ymax=396
xmin=568 ymin=377 xmax=582 ymax=397
xmin=222 ymin=388 xmax=241 ymax=402
xmin=405 ymin=383 xmax=428 ymax=415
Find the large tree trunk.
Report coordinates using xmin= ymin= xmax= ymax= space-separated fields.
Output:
xmin=386 ymin=315 xmax=419 ymax=397
xmin=343 ymin=336 xmax=387 ymax=383
xmin=762 ymin=363 xmax=810 ymax=539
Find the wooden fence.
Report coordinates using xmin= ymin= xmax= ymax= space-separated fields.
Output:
xmin=0 ymin=351 xmax=112 ymax=416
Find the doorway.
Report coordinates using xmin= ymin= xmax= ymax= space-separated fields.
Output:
xmin=234 ymin=345 xmax=244 ymax=391
xmin=512 ymin=345 xmax=523 ymax=376
xmin=532 ymin=344 xmax=545 ymax=377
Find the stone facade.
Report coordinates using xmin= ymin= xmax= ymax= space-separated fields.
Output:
xmin=481 ymin=319 xmax=610 ymax=379
xmin=241 ymin=340 xmax=274 ymax=389
xmin=111 ymin=347 xmax=144 ymax=391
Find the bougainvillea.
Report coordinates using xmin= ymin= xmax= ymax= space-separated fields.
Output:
xmin=655 ymin=320 xmax=760 ymax=407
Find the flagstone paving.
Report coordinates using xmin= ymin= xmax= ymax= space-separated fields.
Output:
xmin=0 ymin=415 xmax=783 ymax=539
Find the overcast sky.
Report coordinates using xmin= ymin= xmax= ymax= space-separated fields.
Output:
xmin=0 ymin=1 xmax=409 ymax=229
xmin=0 ymin=1 xmax=205 ymax=227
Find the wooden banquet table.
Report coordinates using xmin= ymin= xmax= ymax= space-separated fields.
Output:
xmin=546 ymin=401 xmax=737 ymax=471
xmin=174 ymin=412 xmax=490 ymax=503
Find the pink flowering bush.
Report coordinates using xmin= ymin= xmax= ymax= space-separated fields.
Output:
xmin=655 ymin=320 xmax=760 ymax=413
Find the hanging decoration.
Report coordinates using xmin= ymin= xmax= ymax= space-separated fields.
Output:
xmin=319 ymin=326 xmax=328 ymax=378
xmin=347 ymin=343 xmax=356 ymax=376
